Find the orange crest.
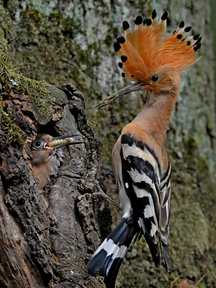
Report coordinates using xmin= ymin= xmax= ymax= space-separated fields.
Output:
xmin=114 ymin=10 xmax=201 ymax=84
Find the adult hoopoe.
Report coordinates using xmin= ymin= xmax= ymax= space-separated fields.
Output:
xmin=30 ymin=133 xmax=82 ymax=187
xmin=88 ymin=9 xmax=201 ymax=288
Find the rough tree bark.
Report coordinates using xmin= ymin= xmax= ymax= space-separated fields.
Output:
xmin=0 ymin=83 xmax=111 ymax=288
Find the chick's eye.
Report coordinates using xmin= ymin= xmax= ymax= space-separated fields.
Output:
xmin=151 ymin=75 xmax=159 ymax=82
xmin=34 ymin=141 xmax=42 ymax=147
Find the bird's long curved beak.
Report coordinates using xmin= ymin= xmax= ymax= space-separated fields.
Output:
xmin=46 ymin=134 xmax=83 ymax=149
xmin=96 ymin=82 xmax=145 ymax=109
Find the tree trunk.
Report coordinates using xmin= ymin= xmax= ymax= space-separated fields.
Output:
xmin=0 ymin=0 xmax=216 ymax=287
xmin=0 ymin=82 xmax=112 ymax=287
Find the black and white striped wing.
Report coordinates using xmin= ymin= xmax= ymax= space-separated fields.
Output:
xmin=160 ymin=162 xmax=171 ymax=240
xmin=159 ymin=163 xmax=171 ymax=268
xmin=120 ymin=134 xmax=162 ymax=267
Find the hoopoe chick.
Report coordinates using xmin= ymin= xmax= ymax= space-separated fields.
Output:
xmin=88 ymin=9 xmax=201 ymax=288
xmin=31 ymin=133 xmax=81 ymax=187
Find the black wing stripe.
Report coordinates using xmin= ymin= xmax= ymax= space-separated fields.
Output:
xmin=121 ymin=134 xmax=162 ymax=177
xmin=122 ymin=152 xmax=160 ymax=221
xmin=121 ymin=135 xmax=161 ymax=180
xmin=160 ymin=162 xmax=171 ymax=191
xmin=122 ymin=168 xmax=159 ymax=238
xmin=160 ymin=187 xmax=170 ymax=234
xmin=126 ymin=156 xmax=159 ymax=184
xmin=144 ymin=143 xmax=161 ymax=177
xmin=133 ymin=181 xmax=160 ymax=221
xmin=120 ymin=133 xmax=171 ymax=270
xmin=120 ymin=149 xmax=160 ymax=240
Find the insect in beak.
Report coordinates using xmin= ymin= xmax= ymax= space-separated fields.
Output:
xmin=96 ymin=82 xmax=146 ymax=109
xmin=45 ymin=134 xmax=83 ymax=150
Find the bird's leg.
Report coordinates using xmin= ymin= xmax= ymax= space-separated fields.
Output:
xmin=92 ymin=180 xmax=122 ymax=210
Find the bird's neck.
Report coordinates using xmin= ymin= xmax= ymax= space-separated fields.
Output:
xmin=132 ymin=91 xmax=178 ymax=145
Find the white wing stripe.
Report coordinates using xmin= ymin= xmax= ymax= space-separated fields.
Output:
xmin=122 ymin=143 xmax=160 ymax=178
xmin=144 ymin=205 xmax=155 ymax=218
xmin=150 ymin=222 xmax=158 ymax=237
xmin=128 ymin=167 xmax=153 ymax=185
xmin=132 ymin=185 xmax=150 ymax=198
xmin=160 ymin=164 xmax=171 ymax=190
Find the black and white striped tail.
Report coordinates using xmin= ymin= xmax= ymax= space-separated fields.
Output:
xmin=87 ymin=214 xmax=138 ymax=288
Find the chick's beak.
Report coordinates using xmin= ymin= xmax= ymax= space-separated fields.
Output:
xmin=96 ymin=82 xmax=145 ymax=109
xmin=45 ymin=134 xmax=83 ymax=150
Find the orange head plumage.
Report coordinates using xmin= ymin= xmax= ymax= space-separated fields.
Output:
xmin=97 ymin=10 xmax=201 ymax=108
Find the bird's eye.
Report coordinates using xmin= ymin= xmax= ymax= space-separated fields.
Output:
xmin=151 ymin=75 xmax=159 ymax=82
xmin=34 ymin=141 xmax=42 ymax=148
